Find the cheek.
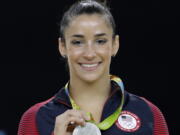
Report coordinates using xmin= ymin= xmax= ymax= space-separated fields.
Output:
xmin=67 ymin=48 xmax=83 ymax=63
xmin=97 ymin=45 xmax=113 ymax=58
xmin=70 ymin=48 xmax=83 ymax=56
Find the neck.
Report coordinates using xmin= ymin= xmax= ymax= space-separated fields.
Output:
xmin=69 ymin=74 xmax=111 ymax=102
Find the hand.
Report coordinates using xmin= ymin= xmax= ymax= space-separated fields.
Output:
xmin=54 ymin=109 xmax=90 ymax=135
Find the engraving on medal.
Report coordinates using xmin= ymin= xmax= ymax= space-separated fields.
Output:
xmin=72 ymin=122 xmax=101 ymax=135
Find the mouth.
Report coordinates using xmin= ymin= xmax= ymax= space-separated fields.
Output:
xmin=79 ymin=62 xmax=102 ymax=71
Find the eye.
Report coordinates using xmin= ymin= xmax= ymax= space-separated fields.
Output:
xmin=96 ymin=39 xmax=107 ymax=45
xmin=71 ymin=40 xmax=83 ymax=46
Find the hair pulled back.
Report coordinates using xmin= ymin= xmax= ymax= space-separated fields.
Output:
xmin=59 ymin=0 xmax=116 ymax=40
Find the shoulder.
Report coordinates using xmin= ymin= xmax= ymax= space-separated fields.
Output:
xmin=127 ymin=93 xmax=169 ymax=135
xmin=20 ymin=97 xmax=54 ymax=119
xmin=20 ymin=97 xmax=55 ymax=121
xmin=18 ymin=97 xmax=54 ymax=135
xmin=138 ymin=96 xmax=167 ymax=122
xmin=127 ymin=92 xmax=167 ymax=118
xmin=139 ymin=97 xmax=169 ymax=135
xmin=139 ymin=96 xmax=163 ymax=115
xmin=126 ymin=92 xmax=163 ymax=113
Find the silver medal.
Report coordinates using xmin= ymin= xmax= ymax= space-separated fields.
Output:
xmin=72 ymin=122 xmax=101 ymax=135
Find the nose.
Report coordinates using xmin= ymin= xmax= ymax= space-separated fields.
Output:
xmin=83 ymin=42 xmax=96 ymax=60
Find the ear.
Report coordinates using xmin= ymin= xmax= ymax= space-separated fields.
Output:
xmin=58 ymin=38 xmax=67 ymax=57
xmin=112 ymin=35 xmax=120 ymax=57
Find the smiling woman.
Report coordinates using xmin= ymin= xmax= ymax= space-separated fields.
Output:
xmin=18 ymin=0 xmax=169 ymax=135
xmin=59 ymin=14 xmax=119 ymax=84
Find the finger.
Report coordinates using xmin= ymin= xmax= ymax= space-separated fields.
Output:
xmin=67 ymin=110 xmax=90 ymax=121
xmin=66 ymin=117 xmax=84 ymax=132
xmin=67 ymin=115 xmax=85 ymax=126
xmin=81 ymin=111 xmax=91 ymax=121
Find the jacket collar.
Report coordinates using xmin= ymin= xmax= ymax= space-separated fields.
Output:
xmin=54 ymin=81 xmax=129 ymax=109
xmin=54 ymin=87 xmax=72 ymax=107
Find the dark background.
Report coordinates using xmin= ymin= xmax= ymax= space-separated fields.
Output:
xmin=0 ymin=0 xmax=176 ymax=134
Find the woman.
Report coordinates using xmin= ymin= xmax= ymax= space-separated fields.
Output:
xmin=18 ymin=0 xmax=169 ymax=135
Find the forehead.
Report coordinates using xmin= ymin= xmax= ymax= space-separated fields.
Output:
xmin=65 ymin=14 xmax=113 ymax=37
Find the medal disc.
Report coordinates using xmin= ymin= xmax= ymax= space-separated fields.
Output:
xmin=72 ymin=122 xmax=101 ymax=135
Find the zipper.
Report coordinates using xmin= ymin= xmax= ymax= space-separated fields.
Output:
xmin=100 ymin=87 xmax=119 ymax=122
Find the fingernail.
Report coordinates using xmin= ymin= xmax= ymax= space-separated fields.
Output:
xmin=80 ymin=118 xmax=84 ymax=122
xmin=86 ymin=115 xmax=91 ymax=120
xmin=86 ymin=112 xmax=91 ymax=120
xmin=70 ymin=121 xmax=75 ymax=124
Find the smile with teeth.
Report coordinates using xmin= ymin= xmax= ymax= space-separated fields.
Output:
xmin=79 ymin=62 xmax=101 ymax=71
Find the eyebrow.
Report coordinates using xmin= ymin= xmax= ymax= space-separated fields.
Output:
xmin=71 ymin=33 xmax=107 ymax=38
xmin=95 ymin=33 xmax=107 ymax=37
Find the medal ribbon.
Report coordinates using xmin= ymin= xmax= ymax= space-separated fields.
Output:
xmin=64 ymin=75 xmax=124 ymax=130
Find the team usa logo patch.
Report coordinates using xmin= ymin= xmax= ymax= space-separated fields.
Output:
xmin=116 ymin=111 xmax=141 ymax=132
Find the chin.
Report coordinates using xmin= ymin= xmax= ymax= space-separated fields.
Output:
xmin=79 ymin=70 xmax=110 ymax=84
xmin=78 ymin=72 xmax=102 ymax=83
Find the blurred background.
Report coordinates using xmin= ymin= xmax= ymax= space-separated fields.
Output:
xmin=0 ymin=0 xmax=176 ymax=134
